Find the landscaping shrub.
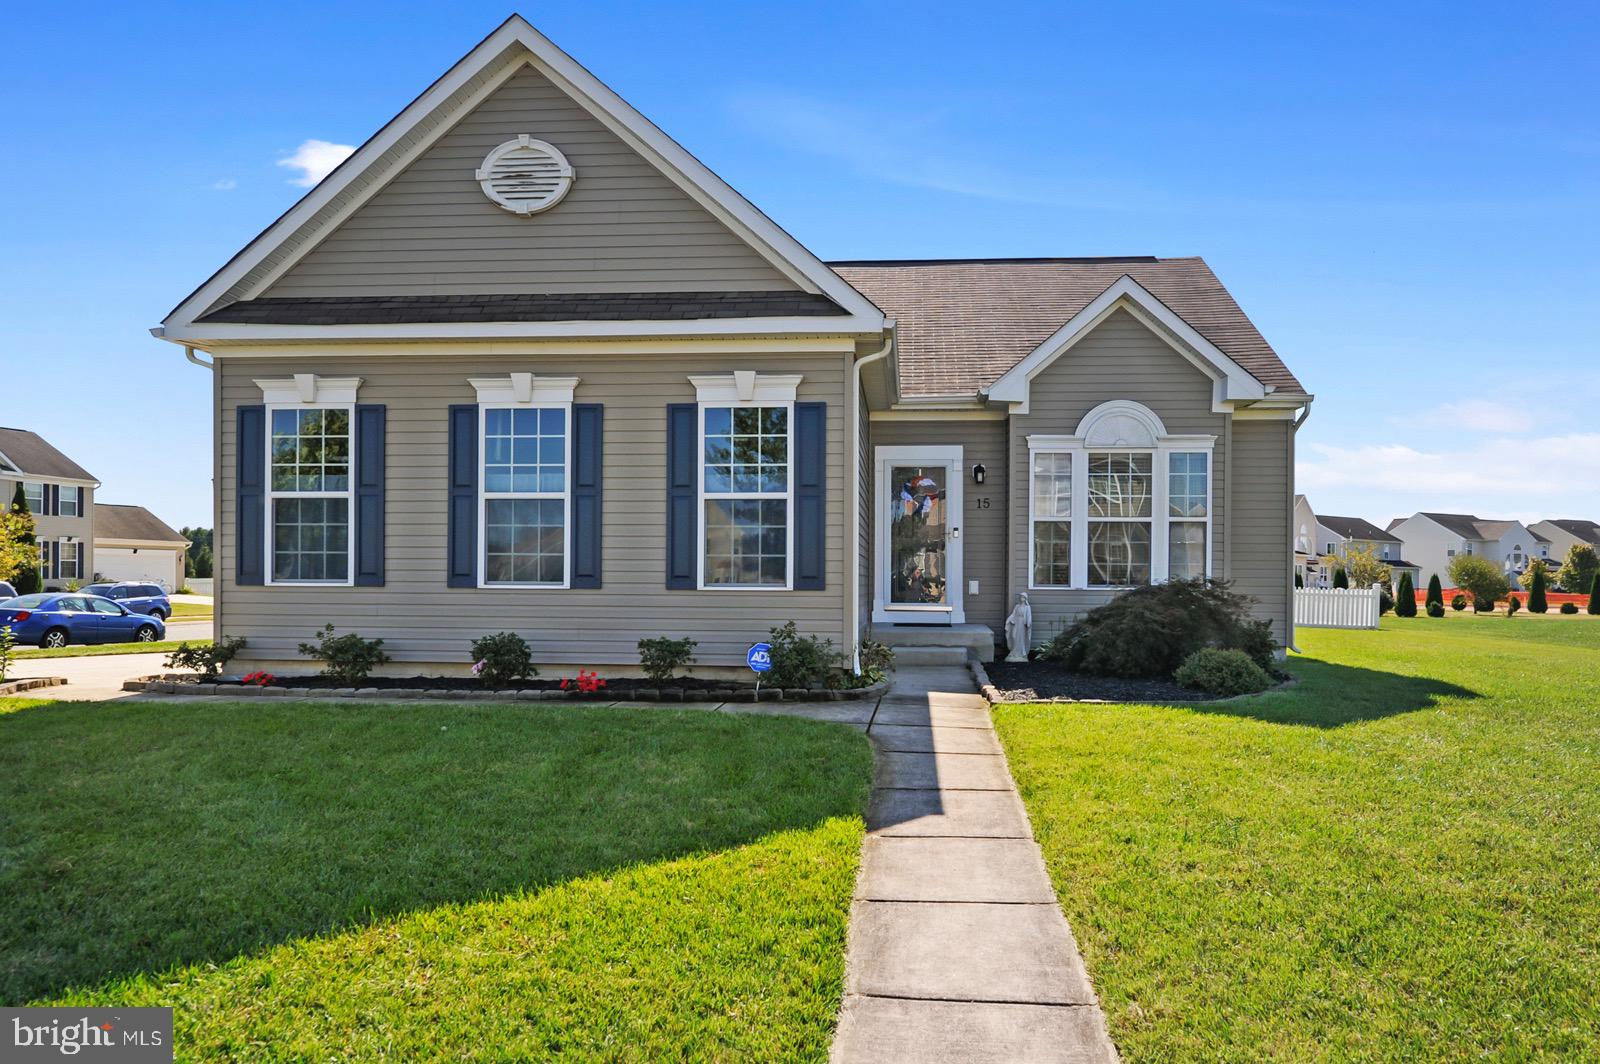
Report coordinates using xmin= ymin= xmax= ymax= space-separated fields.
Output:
xmin=0 ymin=625 xmax=15 ymax=682
xmin=1527 ymin=564 xmax=1549 ymax=613
xmin=1449 ymin=554 xmax=1509 ymax=614
xmin=1559 ymin=544 xmax=1599 ymax=594
xmin=297 ymin=624 xmax=390 ymax=684
xmin=1507 ymin=596 xmax=1521 ymax=616
xmin=1174 ymin=648 xmax=1272 ymax=697
xmin=766 ymin=621 xmax=836 ymax=689
xmin=1425 ymin=573 xmax=1444 ymax=612
xmin=1590 ymin=572 xmax=1600 ymax=615
xmin=1378 ymin=584 xmax=1394 ymax=616
xmin=1040 ymin=578 xmax=1275 ymax=680
xmin=164 ymin=636 xmax=247 ymax=679
xmin=1294 ymin=572 xmax=1303 ymax=589
xmin=470 ymin=632 xmax=536 ymax=685
xmin=836 ymin=638 xmax=895 ymax=689
xmin=1473 ymin=597 xmax=1495 ymax=614
xmin=1451 ymin=594 xmax=1469 ymax=612
xmin=1561 ymin=601 xmax=1579 ymax=615
xmin=1394 ymin=572 xmax=1417 ymax=617
xmin=1332 ymin=567 xmax=1349 ymax=589
xmin=1426 ymin=601 xmax=1445 ymax=618
xmin=637 ymin=636 xmax=697 ymax=683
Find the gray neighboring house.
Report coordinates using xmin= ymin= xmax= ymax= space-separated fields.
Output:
xmin=1528 ymin=520 xmax=1600 ymax=570
xmin=152 ymin=15 xmax=1312 ymax=673
xmin=0 ymin=426 xmax=98 ymax=589
xmin=93 ymin=504 xmax=191 ymax=591
xmin=1389 ymin=512 xmax=1550 ymax=589
xmin=1293 ymin=496 xmax=1419 ymax=588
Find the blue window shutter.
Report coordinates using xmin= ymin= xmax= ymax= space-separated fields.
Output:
xmin=666 ymin=403 xmax=697 ymax=589
xmin=447 ymin=404 xmax=478 ymax=587
xmin=354 ymin=404 xmax=386 ymax=586
xmin=48 ymin=484 xmax=59 ymax=516
xmin=793 ymin=402 xmax=827 ymax=590
xmin=571 ymin=403 xmax=603 ymax=588
xmin=76 ymin=487 xmax=85 ymax=514
xmin=236 ymin=404 xmax=266 ymax=585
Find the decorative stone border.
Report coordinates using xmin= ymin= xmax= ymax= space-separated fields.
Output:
xmin=123 ymin=676 xmax=890 ymax=704
xmin=967 ymin=656 xmax=1296 ymax=705
xmin=0 ymin=676 xmax=68 ymax=696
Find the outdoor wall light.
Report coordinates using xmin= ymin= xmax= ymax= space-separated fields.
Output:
xmin=972 ymin=463 xmax=986 ymax=484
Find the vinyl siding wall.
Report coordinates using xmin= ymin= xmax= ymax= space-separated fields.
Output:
xmin=264 ymin=64 xmax=797 ymax=298
xmin=217 ymin=350 xmax=848 ymax=670
xmin=0 ymin=476 xmax=94 ymax=588
xmin=869 ymin=418 xmax=1009 ymax=633
xmin=1004 ymin=308 xmax=1292 ymax=644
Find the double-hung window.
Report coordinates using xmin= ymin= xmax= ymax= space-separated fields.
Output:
xmin=268 ymin=406 xmax=352 ymax=583
xmin=22 ymin=482 xmax=44 ymax=515
xmin=1027 ymin=401 xmax=1213 ymax=590
xmin=57 ymin=539 xmax=80 ymax=580
xmin=59 ymin=488 xmax=80 ymax=518
xmin=481 ymin=405 xmax=569 ymax=586
xmin=702 ymin=405 xmax=790 ymax=587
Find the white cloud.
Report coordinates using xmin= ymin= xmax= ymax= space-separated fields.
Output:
xmin=1408 ymin=399 xmax=1537 ymax=434
xmin=211 ymin=178 xmax=238 ymax=191
xmin=1297 ymin=433 xmax=1600 ymax=519
xmin=276 ymin=139 xmax=356 ymax=187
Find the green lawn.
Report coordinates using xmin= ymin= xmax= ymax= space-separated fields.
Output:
xmin=166 ymin=601 xmax=212 ymax=621
xmin=995 ymin=615 xmax=1600 ymax=1061
xmin=0 ymin=699 xmax=871 ymax=1060
xmin=12 ymin=638 xmax=207 ymax=660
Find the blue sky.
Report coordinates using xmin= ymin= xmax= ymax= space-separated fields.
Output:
xmin=4 ymin=1 xmax=1596 ymax=530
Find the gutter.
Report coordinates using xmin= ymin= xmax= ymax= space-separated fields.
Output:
xmin=1287 ymin=401 xmax=1311 ymax=653
xmin=847 ymin=328 xmax=895 ymax=671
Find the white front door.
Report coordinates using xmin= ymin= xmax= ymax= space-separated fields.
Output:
xmin=873 ymin=446 xmax=964 ymax=624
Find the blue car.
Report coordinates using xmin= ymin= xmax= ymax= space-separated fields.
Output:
xmin=81 ymin=582 xmax=172 ymax=620
xmin=0 ymin=594 xmax=166 ymax=648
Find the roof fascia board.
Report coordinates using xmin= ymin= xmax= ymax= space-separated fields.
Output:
xmin=984 ymin=275 xmax=1266 ymax=415
xmin=164 ymin=16 xmax=884 ymax=331
xmin=167 ymin=336 xmax=860 ymax=359
xmin=96 ymin=537 xmax=192 ymax=549
xmin=3 ymin=472 xmax=101 ymax=489
xmin=156 ymin=314 xmax=882 ymax=345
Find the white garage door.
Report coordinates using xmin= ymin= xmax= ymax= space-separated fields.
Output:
xmin=95 ymin=547 xmax=181 ymax=589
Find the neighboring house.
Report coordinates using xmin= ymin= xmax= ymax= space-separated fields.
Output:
xmin=1528 ymin=520 xmax=1600 ymax=569
xmin=0 ymin=426 xmax=98 ymax=589
xmin=1293 ymin=498 xmax=1419 ymax=589
xmin=92 ymin=504 xmax=192 ymax=590
xmin=152 ymin=15 xmax=1312 ymax=672
xmin=1388 ymin=512 xmax=1549 ymax=588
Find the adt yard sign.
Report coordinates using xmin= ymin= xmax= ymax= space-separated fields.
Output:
xmin=747 ymin=643 xmax=773 ymax=673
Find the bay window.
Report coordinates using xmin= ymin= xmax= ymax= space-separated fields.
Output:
xmin=1027 ymin=401 xmax=1214 ymax=590
xmin=269 ymin=407 xmax=352 ymax=583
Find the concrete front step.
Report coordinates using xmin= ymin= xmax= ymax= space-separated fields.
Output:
xmin=871 ymin=622 xmax=995 ymax=663
xmin=887 ymin=645 xmax=969 ymax=667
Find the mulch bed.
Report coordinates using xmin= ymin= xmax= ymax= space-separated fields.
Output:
xmin=228 ymin=675 xmax=762 ymax=694
xmin=984 ymin=660 xmax=1223 ymax=703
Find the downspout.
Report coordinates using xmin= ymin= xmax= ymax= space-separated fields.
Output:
xmin=1287 ymin=402 xmax=1311 ymax=652
xmin=184 ymin=345 xmax=215 ymax=370
xmin=848 ymin=331 xmax=894 ymax=672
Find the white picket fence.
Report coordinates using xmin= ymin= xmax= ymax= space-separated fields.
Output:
xmin=1294 ymin=585 xmax=1382 ymax=630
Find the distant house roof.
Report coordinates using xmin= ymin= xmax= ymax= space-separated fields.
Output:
xmin=1541 ymin=519 xmax=1600 ymax=545
xmin=0 ymin=427 xmax=97 ymax=482
xmin=94 ymin=504 xmax=189 ymax=545
xmin=1318 ymin=515 xmax=1401 ymax=543
xmin=1413 ymin=512 xmax=1547 ymax=543
xmin=830 ymin=257 xmax=1305 ymax=399
xmin=196 ymin=291 xmax=846 ymax=325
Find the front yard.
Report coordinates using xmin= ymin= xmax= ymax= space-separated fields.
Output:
xmin=0 ymin=699 xmax=870 ymax=1060
xmin=996 ymin=615 xmax=1600 ymax=1060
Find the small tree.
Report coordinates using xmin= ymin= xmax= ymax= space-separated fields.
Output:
xmin=1425 ymin=573 xmax=1444 ymax=612
xmin=1338 ymin=543 xmax=1393 ymax=590
xmin=1558 ymin=544 xmax=1599 ymax=594
xmin=1448 ymin=554 xmax=1510 ymax=613
xmin=1332 ymin=566 xmax=1349 ymax=589
xmin=1590 ymin=572 xmax=1600 ymax=616
xmin=1294 ymin=572 xmax=1304 ymax=589
xmin=3 ymin=483 xmax=41 ymax=594
xmin=1394 ymin=572 xmax=1417 ymax=617
xmin=1526 ymin=563 xmax=1549 ymax=613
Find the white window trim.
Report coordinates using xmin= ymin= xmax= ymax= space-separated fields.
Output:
xmin=263 ymin=400 xmax=357 ymax=587
xmin=57 ymin=538 xmax=80 ymax=581
xmin=22 ymin=481 xmax=45 ymax=514
xmin=872 ymin=444 xmax=965 ymax=624
xmin=254 ymin=374 xmax=363 ymax=405
xmin=471 ymin=374 xmax=579 ymax=590
xmin=1026 ymin=400 xmax=1215 ymax=591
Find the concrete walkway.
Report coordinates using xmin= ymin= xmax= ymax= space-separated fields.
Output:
xmin=832 ymin=665 xmax=1118 ymax=1064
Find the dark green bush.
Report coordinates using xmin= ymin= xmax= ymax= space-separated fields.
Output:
xmin=1040 ymin=578 xmax=1275 ymax=680
xmin=471 ymin=632 xmax=536 ymax=685
xmin=1426 ymin=601 xmax=1445 ymax=618
xmin=1590 ymin=573 xmax=1600 ymax=615
xmin=164 ymin=635 xmax=247 ymax=679
xmin=637 ymin=636 xmax=697 ymax=683
xmin=1333 ymin=567 xmax=1349 ymax=589
xmin=298 ymin=624 xmax=391 ymax=684
xmin=1561 ymin=601 xmax=1579 ymax=615
xmin=1174 ymin=648 xmax=1272 ymax=697
xmin=1294 ymin=572 xmax=1304 ymax=589
xmin=1507 ymin=596 xmax=1521 ymax=616
xmin=1527 ymin=565 xmax=1549 ymax=613
xmin=1451 ymin=594 xmax=1469 ymax=612
xmin=766 ymin=621 xmax=835 ymax=689
xmin=1378 ymin=584 xmax=1394 ymax=616
xmin=1425 ymin=573 xmax=1444 ymax=611
xmin=1394 ymin=572 xmax=1416 ymax=617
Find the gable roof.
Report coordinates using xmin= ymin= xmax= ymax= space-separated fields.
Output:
xmin=1317 ymin=515 xmax=1400 ymax=543
xmin=1540 ymin=519 xmax=1600 ymax=545
xmin=832 ymin=257 xmax=1303 ymax=399
xmin=94 ymin=504 xmax=189 ymax=545
xmin=196 ymin=292 xmax=845 ymax=326
xmin=1411 ymin=512 xmax=1546 ymax=543
xmin=158 ymin=15 xmax=884 ymax=343
xmin=0 ymin=427 xmax=97 ymax=482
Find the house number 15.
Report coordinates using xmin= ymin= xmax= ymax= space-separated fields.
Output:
xmin=974 ymin=498 xmax=991 ymax=510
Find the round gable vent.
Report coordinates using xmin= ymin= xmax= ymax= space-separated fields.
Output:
xmin=475 ymin=136 xmax=576 ymax=216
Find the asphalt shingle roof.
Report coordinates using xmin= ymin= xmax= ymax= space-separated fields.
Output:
xmin=196 ymin=291 xmax=846 ymax=325
xmin=94 ymin=504 xmax=188 ymax=544
xmin=1544 ymin=519 xmax=1600 ymax=545
xmin=1415 ymin=513 xmax=1548 ymax=543
xmin=0 ymin=427 xmax=95 ymax=481
xmin=830 ymin=257 xmax=1304 ymax=399
xmin=1318 ymin=515 xmax=1401 ymax=543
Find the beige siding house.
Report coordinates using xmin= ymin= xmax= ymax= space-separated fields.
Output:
xmin=156 ymin=15 xmax=1311 ymax=673
xmin=0 ymin=427 xmax=98 ymax=589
